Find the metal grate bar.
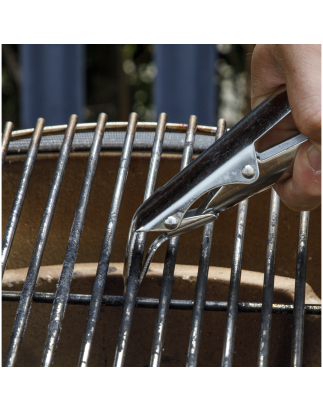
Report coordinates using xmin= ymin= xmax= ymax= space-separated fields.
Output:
xmin=3 ymin=291 xmax=321 ymax=315
xmin=149 ymin=115 xmax=197 ymax=367
xmin=2 ymin=115 xmax=321 ymax=367
xmin=221 ymin=199 xmax=249 ymax=367
xmin=2 ymin=121 xmax=14 ymax=167
xmin=4 ymin=115 xmax=78 ymax=367
xmin=113 ymin=113 xmax=167 ymax=367
xmin=291 ymin=211 xmax=310 ymax=366
xmin=186 ymin=119 xmax=226 ymax=367
xmin=78 ymin=113 xmax=138 ymax=367
xmin=2 ymin=118 xmax=45 ymax=277
xmin=41 ymin=113 xmax=108 ymax=367
xmin=186 ymin=222 xmax=214 ymax=366
xmin=150 ymin=236 xmax=179 ymax=366
xmin=257 ymin=189 xmax=280 ymax=367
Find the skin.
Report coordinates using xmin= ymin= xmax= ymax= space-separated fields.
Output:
xmin=251 ymin=44 xmax=321 ymax=211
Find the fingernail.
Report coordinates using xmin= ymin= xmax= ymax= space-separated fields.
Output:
xmin=307 ymin=145 xmax=321 ymax=172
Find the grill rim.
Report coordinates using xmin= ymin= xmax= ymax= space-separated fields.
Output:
xmin=10 ymin=121 xmax=218 ymax=141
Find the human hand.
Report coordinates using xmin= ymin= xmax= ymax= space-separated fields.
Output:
xmin=251 ymin=44 xmax=321 ymax=211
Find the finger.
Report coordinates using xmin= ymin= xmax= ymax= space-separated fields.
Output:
xmin=251 ymin=44 xmax=321 ymax=211
xmin=251 ymin=45 xmax=286 ymax=108
xmin=276 ymin=45 xmax=321 ymax=149
xmin=251 ymin=45 xmax=321 ymax=149
xmin=274 ymin=139 xmax=321 ymax=211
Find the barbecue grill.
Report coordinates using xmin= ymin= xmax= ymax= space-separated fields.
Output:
xmin=2 ymin=113 xmax=321 ymax=367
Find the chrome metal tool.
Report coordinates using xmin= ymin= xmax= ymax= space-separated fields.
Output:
xmin=124 ymin=91 xmax=307 ymax=288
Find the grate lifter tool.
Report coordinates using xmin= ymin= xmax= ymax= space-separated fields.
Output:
xmin=124 ymin=91 xmax=307 ymax=289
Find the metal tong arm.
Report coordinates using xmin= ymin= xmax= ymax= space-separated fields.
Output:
xmin=134 ymin=91 xmax=306 ymax=237
xmin=124 ymin=91 xmax=307 ymax=288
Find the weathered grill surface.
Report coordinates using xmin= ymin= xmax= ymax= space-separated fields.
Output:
xmin=2 ymin=113 xmax=321 ymax=367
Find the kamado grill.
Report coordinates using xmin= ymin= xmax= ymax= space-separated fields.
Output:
xmin=1 ymin=111 xmax=321 ymax=367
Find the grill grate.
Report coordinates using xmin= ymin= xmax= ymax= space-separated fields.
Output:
xmin=2 ymin=113 xmax=321 ymax=367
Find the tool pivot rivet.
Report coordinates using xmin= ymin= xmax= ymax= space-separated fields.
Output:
xmin=164 ymin=215 xmax=179 ymax=230
xmin=241 ymin=165 xmax=255 ymax=179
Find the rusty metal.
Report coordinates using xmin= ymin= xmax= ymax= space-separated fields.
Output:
xmin=41 ymin=113 xmax=108 ymax=367
xmin=221 ymin=199 xmax=249 ymax=367
xmin=2 ymin=118 xmax=45 ymax=277
xmin=3 ymin=290 xmax=321 ymax=315
xmin=186 ymin=119 xmax=226 ymax=367
xmin=10 ymin=122 xmax=218 ymax=140
xmin=150 ymin=115 xmax=197 ymax=367
xmin=1 ymin=114 xmax=321 ymax=368
xmin=2 ymin=121 xmax=14 ymax=167
xmin=291 ymin=211 xmax=310 ymax=366
xmin=78 ymin=113 xmax=138 ymax=367
xmin=258 ymin=189 xmax=281 ymax=366
xmin=4 ymin=115 xmax=78 ymax=367
xmin=113 ymin=113 xmax=167 ymax=367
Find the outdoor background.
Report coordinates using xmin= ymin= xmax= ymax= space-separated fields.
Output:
xmin=2 ymin=44 xmax=255 ymax=130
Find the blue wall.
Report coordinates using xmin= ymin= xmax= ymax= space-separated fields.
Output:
xmin=154 ymin=44 xmax=216 ymax=125
xmin=20 ymin=44 xmax=85 ymax=128
xmin=19 ymin=44 xmax=217 ymax=128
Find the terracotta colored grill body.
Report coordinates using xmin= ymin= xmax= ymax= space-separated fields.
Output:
xmin=2 ymin=114 xmax=321 ymax=367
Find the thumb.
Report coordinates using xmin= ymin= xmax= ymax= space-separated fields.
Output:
xmin=275 ymin=139 xmax=321 ymax=211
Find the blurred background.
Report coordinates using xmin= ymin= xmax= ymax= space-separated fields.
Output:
xmin=2 ymin=44 xmax=255 ymax=130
